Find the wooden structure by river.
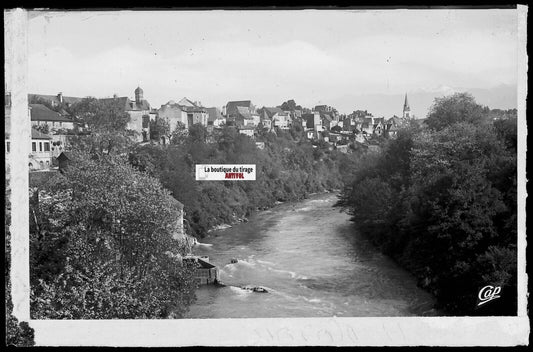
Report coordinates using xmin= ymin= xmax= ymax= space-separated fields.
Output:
xmin=183 ymin=255 xmax=219 ymax=285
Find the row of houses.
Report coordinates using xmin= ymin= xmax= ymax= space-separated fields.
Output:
xmin=5 ymin=92 xmax=70 ymax=171
xmin=27 ymin=86 xmax=415 ymax=142
xmin=5 ymin=85 xmax=415 ymax=170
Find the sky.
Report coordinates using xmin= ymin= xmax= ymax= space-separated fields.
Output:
xmin=27 ymin=9 xmax=518 ymax=116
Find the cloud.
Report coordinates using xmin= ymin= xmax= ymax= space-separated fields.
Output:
xmin=27 ymin=10 xmax=519 ymax=111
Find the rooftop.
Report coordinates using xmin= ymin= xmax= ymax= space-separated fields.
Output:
xmin=206 ymin=107 xmax=224 ymax=122
xmin=226 ymin=100 xmax=253 ymax=116
xmin=99 ymin=96 xmax=151 ymax=111
xmin=29 ymin=93 xmax=83 ymax=106
xmin=29 ymin=104 xmax=75 ymax=123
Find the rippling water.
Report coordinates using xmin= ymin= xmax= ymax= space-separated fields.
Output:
xmin=184 ymin=193 xmax=438 ymax=318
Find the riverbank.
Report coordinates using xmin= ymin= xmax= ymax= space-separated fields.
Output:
xmin=185 ymin=192 xmax=438 ymax=318
xmin=201 ymin=188 xmax=340 ymax=239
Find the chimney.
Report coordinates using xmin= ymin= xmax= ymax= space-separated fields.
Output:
xmin=57 ymin=92 xmax=63 ymax=103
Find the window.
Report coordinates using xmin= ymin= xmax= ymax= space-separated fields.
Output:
xmin=44 ymin=142 xmax=50 ymax=152
xmin=29 ymin=163 xmax=34 ymax=170
xmin=46 ymin=161 xmax=50 ymax=167
xmin=32 ymin=142 xmax=36 ymax=152
xmin=142 ymin=115 xmax=150 ymax=128
xmin=6 ymin=142 xmax=9 ymax=153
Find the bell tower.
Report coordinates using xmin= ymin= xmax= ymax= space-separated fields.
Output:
xmin=135 ymin=86 xmax=144 ymax=104
xmin=403 ymin=93 xmax=410 ymax=119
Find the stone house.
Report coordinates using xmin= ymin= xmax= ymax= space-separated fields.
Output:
xmin=360 ymin=117 xmax=375 ymax=135
xmin=272 ymin=111 xmax=290 ymax=129
xmin=6 ymin=93 xmax=53 ymax=171
xmin=226 ymin=100 xmax=255 ymax=125
xmin=342 ymin=116 xmax=358 ymax=132
xmin=158 ymin=101 xmax=189 ymax=131
xmin=29 ymin=128 xmax=53 ymax=171
xmin=384 ymin=115 xmax=405 ymax=138
xmin=233 ymin=106 xmax=256 ymax=128
xmin=177 ymin=98 xmax=209 ymax=127
xmin=373 ymin=117 xmax=386 ymax=136
xmin=99 ymin=86 xmax=152 ymax=142
xmin=303 ymin=112 xmax=323 ymax=133
xmin=30 ymin=103 xmax=77 ymax=132
xmin=206 ymin=107 xmax=226 ymax=127
xmin=258 ymin=110 xmax=272 ymax=131
xmin=182 ymin=255 xmax=219 ymax=285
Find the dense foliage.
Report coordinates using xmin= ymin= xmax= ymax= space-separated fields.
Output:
xmin=338 ymin=93 xmax=517 ymax=315
xmin=67 ymin=98 xmax=136 ymax=155
xmin=129 ymin=126 xmax=351 ymax=237
xmin=29 ymin=153 xmax=197 ymax=319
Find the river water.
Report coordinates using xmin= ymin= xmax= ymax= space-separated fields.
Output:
xmin=185 ymin=193 xmax=439 ymax=318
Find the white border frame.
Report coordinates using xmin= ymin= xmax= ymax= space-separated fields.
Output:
xmin=6 ymin=7 xmax=529 ymax=346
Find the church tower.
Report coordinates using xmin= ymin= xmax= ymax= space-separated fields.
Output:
xmin=135 ymin=86 xmax=144 ymax=105
xmin=402 ymin=93 xmax=410 ymax=119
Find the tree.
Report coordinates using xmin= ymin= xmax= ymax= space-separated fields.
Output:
xmin=338 ymin=112 xmax=517 ymax=315
xmin=493 ymin=115 xmax=517 ymax=151
xmin=70 ymin=97 xmax=130 ymax=132
xmin=289 ymin=123 xmax=304 ymax=140
xmin=30 ymin=153 xmax=196 ymax=319
xmin=170 ymin=122 xmax=189 ymax=145
xmin=281 ymin=99 xmax=296 ymax=111
xmin=426 ymin=92 xmax=489 ymax=131
xmin=188 ymin=123 xmax=207 ymax=144
xmin=68 ymin=130 xmax=135 ymax=156
xmin=403 ymin=122 xmax=516 ymax=314
xmin=150 ymin=117 xmax=170 ymax=141
xmin=280 ymin=99 xmax=303 ymax=112
xmin=67 ymin=98 xmax=134 ymax=155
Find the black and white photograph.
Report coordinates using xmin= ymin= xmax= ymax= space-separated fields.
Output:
xmin=5 ymin=7 xmax=528 ymax=346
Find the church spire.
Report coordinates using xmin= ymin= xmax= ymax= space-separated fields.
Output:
xmin=403 ymin=93 xmax=410 ymax=118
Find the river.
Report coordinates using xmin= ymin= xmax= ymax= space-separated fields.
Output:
xmin=184 ymin=193 xmax=439 ymax=318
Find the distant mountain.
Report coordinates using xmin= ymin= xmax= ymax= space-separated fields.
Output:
xmin=327 ymin=84 xmax=517 ymax=118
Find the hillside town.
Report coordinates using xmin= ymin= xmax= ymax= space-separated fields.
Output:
xmin=5 ymin=86 xmax=421 ymax=172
